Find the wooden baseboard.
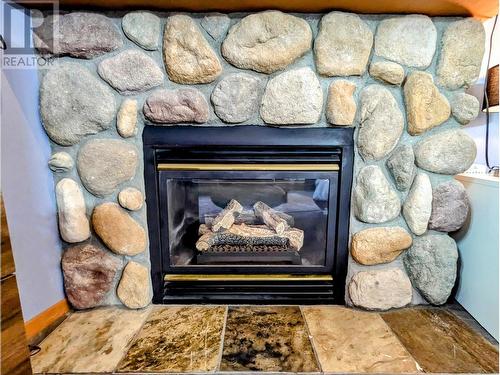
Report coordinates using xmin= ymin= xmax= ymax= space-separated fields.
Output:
xmin=24 ymin=299 xmax=70 ymax=341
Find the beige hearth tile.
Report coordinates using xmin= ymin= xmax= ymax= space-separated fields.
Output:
xmin=117 ymin=305 xmax=226 ymax=373
xmin=302 ymin=306 xmax=420 ymax=373
xmin=30 ymin=306 xmax=152 ymax=374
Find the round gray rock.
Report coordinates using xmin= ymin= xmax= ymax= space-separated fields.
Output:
xmin=40 ymin=63 xmax=116 ymax=146
xmin=98 ymin=50 xmax=164 ymax=95
xmin=211 ymin=73 xmax=263 ymax=123
xmin=357 ymin=85 xmax=404 ymax=161
xmin=414 ymin=130 xmax=477 ymax=175
xmin=77 ymin=139 xmax=138 ymax=197
xmin=374 ymin=15 xmax=436 ymax=68
xmin=429 ymin=180 xmax=470 ymax=232
xmin=201 ymin=13 xmax=230 ymax=40
xmin=314 ymin=11 xmax=373 ymax=76
xmin=402 ymin=172 xmax=432 ymax=236
xmin=451 ymin=92 xmax=480 ymax=125
xmin=437 ymin=18 xmax=485 ymax=90
xmin=122 ymin=11 xmax=160 ymax=50
xmin=353 ymin=165 xmax=401 ymax=224
xmin=404 ymin=233 xmax=458 ymax=305
xmin=34 ymin=12 xmax=122 ymax=58
xmin=386 ymin=144 xmax=416 ymax=191
xmin=260 ymin=67 xmax=323 ymax=125
xmin=55 ymin=178 xmax=90 ymax=243
xmin=143 ymin=88 xmax=209 ymax=124
xmin=221 ymin=11 xmax=312 ymax=74
xmin=48 ymin=152 xmax=74 ymax=173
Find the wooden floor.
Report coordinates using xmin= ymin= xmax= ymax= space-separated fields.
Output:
xmin=29 ymin=304 xmax=498 ymax=374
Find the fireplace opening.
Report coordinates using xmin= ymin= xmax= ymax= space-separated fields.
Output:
xmin=144 ymin=126 xmax=354 ymax=304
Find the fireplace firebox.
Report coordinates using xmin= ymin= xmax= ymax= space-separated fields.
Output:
xmin=144 ymin=126 xmax=354 ymax=304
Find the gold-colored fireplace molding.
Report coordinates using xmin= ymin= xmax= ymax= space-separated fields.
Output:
xmin=164 ymin=274 xmax=333 ymax=281
xmin=157 ymin=163 xmax=339 ymax=171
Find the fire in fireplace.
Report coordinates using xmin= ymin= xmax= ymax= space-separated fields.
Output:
xmin=144 ymin=126 xmax=354 ymax=304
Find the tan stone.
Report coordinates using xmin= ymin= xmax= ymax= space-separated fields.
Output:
xmin=117 ymin=99 xmax=137 ymax=138
xmin=117 ymin=261 xmax=151 ymax=309
xmin=369 ymin=61 xmax=405 ymax=85
xmin=351 ymin=227 xmax=412 ymax=265
xmin=163 ymin=15 xmax=222 ymax=84
xmin=349 ymin=268 xmax=413 ymax=310
xmin=326 ymin=80 xmax=356 ymax=126
xmin=221 ymin=11 xmax=312 ymax=74
xmin=55 ymin=178 xmax=90 ymax=243
xmin=92 ymin=202 xmax=147 ymax=256
xmin=118 ymin=187 xmax=144 ymax=211
xmin=404 ymin=71 xmax=451 ymax=136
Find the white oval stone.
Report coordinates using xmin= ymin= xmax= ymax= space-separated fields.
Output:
xmin=221 ymin=11 xmax=312 ymax=74
xmin=374 ymin=15 xmax=437 ymax=68
xmin=403 ymin=172 xmax=432 ymax=235
xmin=349 ymin=268 xmax=412 ymax=310
xmin=314 ymin=12 xmax=373 ymax=76
xmin=55 ymin=178 xmax=90 ymax=243
xmin=117 ymin=99 xmax=138 ymax=138
xmin=260 ymin=67 xmax=323 ymax=125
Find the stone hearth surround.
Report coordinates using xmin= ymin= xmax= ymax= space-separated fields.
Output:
xmin=35 ymin=10 xmax=484 ymax=310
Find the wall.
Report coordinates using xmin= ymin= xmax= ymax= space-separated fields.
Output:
xmin=1 ymin=2 xmax=66 ymax=320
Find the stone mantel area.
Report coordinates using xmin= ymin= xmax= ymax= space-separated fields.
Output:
xmin=35 ymin=10 xmax=484 ymax=310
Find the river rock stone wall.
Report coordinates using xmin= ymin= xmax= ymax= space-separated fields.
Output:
xmin=34 ymin=10 xmax=484 ymax=310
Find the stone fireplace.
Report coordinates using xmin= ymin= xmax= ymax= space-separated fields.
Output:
xmin=36 ymin=9 xmax=483 ymax=311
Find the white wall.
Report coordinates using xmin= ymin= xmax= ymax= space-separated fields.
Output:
xmin=1 ymin=3 xmax=65 ymax=321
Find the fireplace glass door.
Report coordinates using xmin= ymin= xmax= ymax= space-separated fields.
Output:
xmin=158 ymin=170 xmax=338 ymax=273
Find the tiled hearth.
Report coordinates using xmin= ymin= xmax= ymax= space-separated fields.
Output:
xmin=31 ymin=305 xmax=498 ymax=374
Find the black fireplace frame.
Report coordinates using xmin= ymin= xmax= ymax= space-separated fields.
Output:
xmin=143 ymin=125 xmax=354 ymax=304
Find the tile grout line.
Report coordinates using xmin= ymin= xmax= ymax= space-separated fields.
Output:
xmin=111 ymin=306 xmax=157 ymax=373
xmin=299 ymin=306 xmax=324 ymax=374
xmin=377 ymin=311 xmax=423 ymax=373
xmin=214 ymin=305 xmax=229 ymax=373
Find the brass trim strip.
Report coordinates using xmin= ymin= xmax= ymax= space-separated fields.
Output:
xmin=164 ymin=274 xmax=333 ymax=282
xmin=157 ymin=163 xmax=339 ymax=171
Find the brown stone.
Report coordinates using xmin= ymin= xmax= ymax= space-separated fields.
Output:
xmin=404 ymin=71 xmax=451 ymax=135
xmin=143 ymin=88 xmax=209 ymax=124
xmin=117 ymin=261 xmax=151 ymax=309
xmin=61 ymin=243 xmax=121 ymax=310
xmin=92 ymin=203 xmax=147 ymax=256
xmin=351 ymin=227 xmax=412 ymax=265
xmin=326 ymin=80 xmax=357 ymax=125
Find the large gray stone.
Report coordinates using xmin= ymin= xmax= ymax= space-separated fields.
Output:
xmin=451 ymin=92 xmax=480 ymax=125
xmin=211 ymin=73 xmax=263 ymax=123
xmin=414 ymin=130 xmax=476 ymax=175
xmin=55 ymin=178 xmax=90 ymax=243
xmin=221 ymin=11 xmax=312 ymax=74
xmin=143 ymin=88 xmax=209 ymax=124
xmin=403 ymin=172 xmax=432 ymax=236
xmin=374 ymin=15 xmax=436 ymax=68
xmin=260 ymin=67 xmax=323 ymax=125
xmin=98 ymin=50 xmax=164 ymax=95
xmin=48 ymin=152 xmax=74 ymax=173
xmin=77 ymin=139 xmax=138 ymax=197
xmin=201 ymin=13 xmax=230 ymax=40
xmin=404 ymin=233 xmax=458 ymax=305
xmin=404 ymin=71 xmax=450 ymax=136
xmin=349 ymin=269 xmax=412 ymax=310
xmin=353 ymin=165 xmax=401 ymax=224
xmin=40 ymin=63 xmax=116 ymax=146
xmin=314 ymin=12 xmax=373 ymax=76
xmin=386 ymin=144 xmax=416 ymax=191
xmin=163 ymin=15 xmax=222 ymax=84
xmin=369 ymin=61 xmax=405 ymax=85
xmin=122 ymin=11 xmax=160 ymax=50
xmin=437 ymin=18 xmax=485 ymax=90
xmin=34 ymin=12 xmax=122 ymax=58
xmin=62 ymin=243 xmax=121 ymax=310
xmin=357 ymin=85 xmax=404 ymax=161
xmin=429 ymin=180 xmax=470 ymax=232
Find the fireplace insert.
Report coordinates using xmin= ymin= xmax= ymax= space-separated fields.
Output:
xmin=144 ymin=126 xmax=354 ymax=304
